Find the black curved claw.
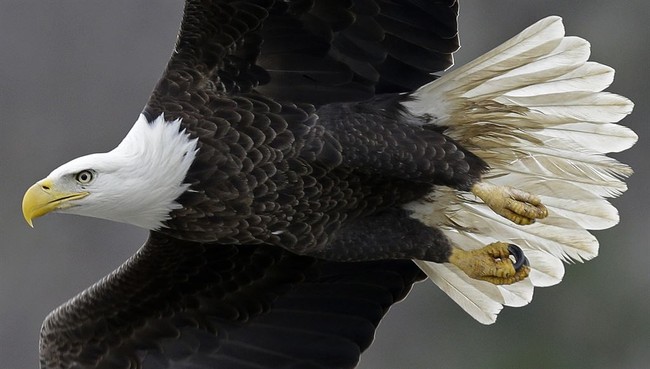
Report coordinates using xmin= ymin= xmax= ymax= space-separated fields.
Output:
xmin=508 ymin=244 xmax=529 ymax=271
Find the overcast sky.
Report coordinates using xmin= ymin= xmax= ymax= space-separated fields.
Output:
xmin=1 ymin=1 xmax=648 ymax=368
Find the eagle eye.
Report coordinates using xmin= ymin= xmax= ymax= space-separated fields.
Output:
xmin=75 ymin=170 xmax=94 ymax=184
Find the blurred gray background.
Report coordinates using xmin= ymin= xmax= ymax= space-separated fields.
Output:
xmin=1 ymin=1 xmax=648 ymax=368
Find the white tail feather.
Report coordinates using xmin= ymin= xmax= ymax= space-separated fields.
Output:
xmin=414 ymin=260 xmax=504 ymax=324
xmin=403 ymin=16 xmax=636 ymax=323
xmin=538 ymin=123 xmax=637 ymax=154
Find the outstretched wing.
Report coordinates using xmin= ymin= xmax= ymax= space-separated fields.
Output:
xmin=39 ymin=232 xmax=424 ymax=369
xmin=145 ymin=0 xmax=459 ymax=117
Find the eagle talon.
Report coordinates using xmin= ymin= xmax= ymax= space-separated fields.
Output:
xmin=507 ymin=244 xmax=528 ymax=271
xmin=448 ymin=242 xmax=531 ymax=285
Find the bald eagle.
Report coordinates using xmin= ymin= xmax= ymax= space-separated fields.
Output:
xmin=22 ymin=1 xmax=635 ymax=368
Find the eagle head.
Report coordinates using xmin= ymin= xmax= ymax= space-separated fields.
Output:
xmin=22 ymin=114 xmax=198 ymax=230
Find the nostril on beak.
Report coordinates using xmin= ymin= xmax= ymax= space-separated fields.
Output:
xmin=41 ymin=184 xmax=50 ymax=191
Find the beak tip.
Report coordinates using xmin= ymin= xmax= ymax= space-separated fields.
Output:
xmin=22 ymin=180 xmax=45 ymax=228
xmin=23 ymin=207 xmax=35 ymax=228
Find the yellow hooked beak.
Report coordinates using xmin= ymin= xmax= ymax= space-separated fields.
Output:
xmin=22 ymin=178 xmax=89 ymax=227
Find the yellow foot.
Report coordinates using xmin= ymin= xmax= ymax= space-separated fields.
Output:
xmin=448 ymin=242 xmax=530 ymax=285
xmin=471 ymin=182 xmax=548 ymax=225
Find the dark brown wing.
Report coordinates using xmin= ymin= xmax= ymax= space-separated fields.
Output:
xmin=39 ymin=232 xmax=424 ymax=369
xmin=145 ymin=0 xmax=459 ymax=113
